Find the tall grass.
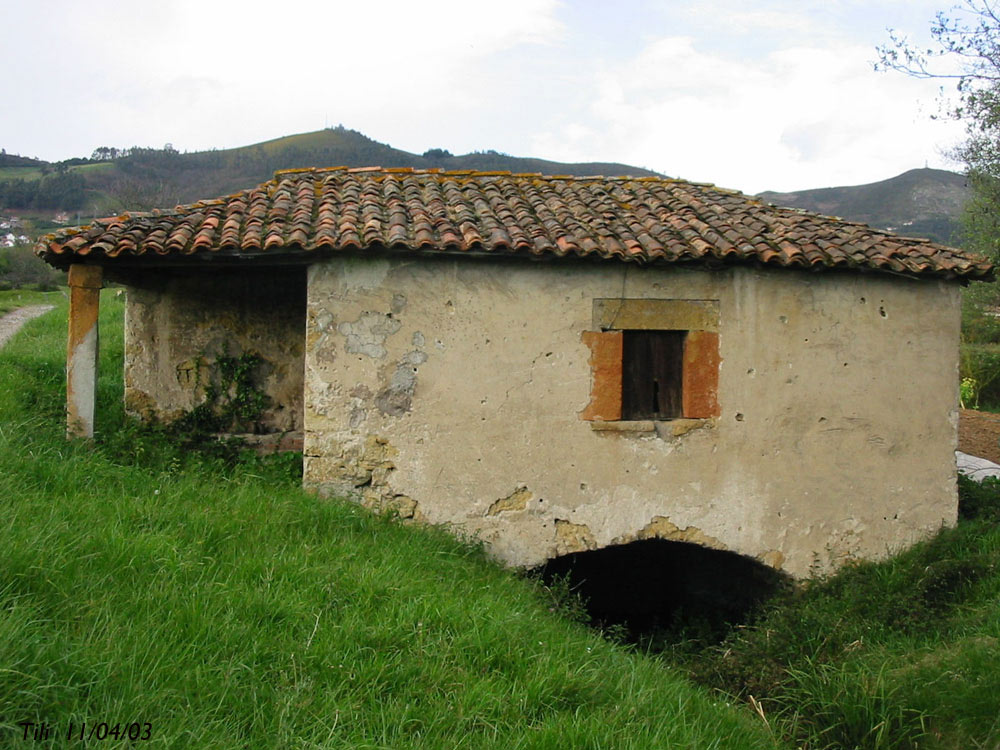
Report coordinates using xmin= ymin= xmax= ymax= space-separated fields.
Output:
xmin=674 ymin=478 xmax=1000 ymax=750
xmin=0 ymin=297 xmax=778 ymax=747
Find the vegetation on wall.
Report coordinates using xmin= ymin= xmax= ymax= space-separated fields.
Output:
xmin=174 ymin=350 xmax=271 ymax=435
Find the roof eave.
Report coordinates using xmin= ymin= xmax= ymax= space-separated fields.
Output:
xmin=35 ymin=240 xmax=996 ymax=283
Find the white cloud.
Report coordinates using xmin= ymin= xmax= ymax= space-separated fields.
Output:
xmin=676 ymin=2 xmax=821 ymax=35
xmin=4 ymin=0 xmax=565 ymax=159
xmin=530 ymin=35 xmax=965 ymax=193
xmin=0 ymin=1 xmax=972 ymax=193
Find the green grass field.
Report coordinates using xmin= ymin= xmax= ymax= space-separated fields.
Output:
xmin=0 ymin=162 xmax=116 ymax=182
xmin=0 ymin=300 xmax=778 ymax=748
xmin=671 ymin=503 xmax=1000 ymax=750
xmin=0 ymin=166 xmax=44 ymax=181
xmin=0 ymin=288 xmax=65 ymax=316
xmin=250 ymin=129 xmax=367 ymax=157
xmin=2 ymin=295 xmax=999 ymax=749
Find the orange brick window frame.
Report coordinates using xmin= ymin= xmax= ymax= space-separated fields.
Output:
xmin=581 ymin=299 xmax=721 ymax=422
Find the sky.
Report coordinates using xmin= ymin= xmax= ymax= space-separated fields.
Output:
xmin=1 ymin=0 xmax=972 ymax=194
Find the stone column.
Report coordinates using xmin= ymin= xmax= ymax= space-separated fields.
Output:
xmin=66 ymin=264 xmax=103 ymax=438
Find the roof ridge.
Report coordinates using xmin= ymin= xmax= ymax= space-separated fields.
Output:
xmin=270 ymin=165 xmax=675 ymax=183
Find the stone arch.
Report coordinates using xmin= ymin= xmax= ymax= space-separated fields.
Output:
xmin=534 ymin=538 xmax=790 ymax=641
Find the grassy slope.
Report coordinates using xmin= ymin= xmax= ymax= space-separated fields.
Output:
xmin=0 ymin=167 xmax=44 ymax=180
xmin=675 ymin=486 xmax=1000 ymax=750
xmin=3 ymin=128 xmax=663 ymax=221
xmin=0 ymin=289 xmax=64 ymax=316
xmin=177 ymin=129 xmax=662 ymax=179
xmin=251 ymin=129 xmax=401 ymax=157
xmin=0 ymin=299 xmax=777 ymax=748
xmin=0 ymin=162 xmax=115 ymax=182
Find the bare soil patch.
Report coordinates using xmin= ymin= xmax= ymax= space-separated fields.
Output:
xmin=960 ymin=409 xmax=1000 ymax=464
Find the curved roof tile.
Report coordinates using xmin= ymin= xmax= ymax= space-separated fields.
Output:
xmin=36 ymin=167 xmax=993 ymax=281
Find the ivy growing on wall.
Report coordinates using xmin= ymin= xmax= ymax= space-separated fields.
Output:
xmin=174 ymin=350 xmax=271 ymax=435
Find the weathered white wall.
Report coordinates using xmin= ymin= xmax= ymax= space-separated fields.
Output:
xmin=303 ymin=256 xmax=961 ymax=578
xmin=123 ymin=269 xmax=306 ymax=432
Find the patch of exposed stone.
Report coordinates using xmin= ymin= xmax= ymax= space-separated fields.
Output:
xmin=554 ymin=519 xmax=597 ymax=554
xmin=338 ymin=311 xmax=401 ymax=359
xmin=487 ymin=486 xmax=532 ymax=516
xmin=310 ymin=434 xmax=424 ymax=522
xmin=617 ymin=515 xmax=728 ymax=550
xmin=757 ymin=549 xmax=786 ymax=569
xmin=375 ymin=349 xmax=427 ymax=417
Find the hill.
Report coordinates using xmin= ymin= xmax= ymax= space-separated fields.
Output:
xmin=758 ymin=167 xmax=969 ymax=246
xmin=0 ymin=152 xmax=45 ymax=169
xmin=0 ymin=128 xmax=661 ymax=225
xmin=2 ymin=130 xmax=974 ymax=248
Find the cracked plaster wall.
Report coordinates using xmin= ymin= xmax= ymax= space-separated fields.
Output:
xmin=303 ymin=256 xmax=961 ymax=578
xmin=123 ymin=269 xmax=306 ymax=432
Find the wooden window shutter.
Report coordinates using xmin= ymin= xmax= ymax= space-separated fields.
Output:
xmin=682 ymin=330 xmax=721 ymax=418
xmin=581 ymin=330 xmax=623 ymax=420
xmin=621 ymin=330 xmax=684 ymax=420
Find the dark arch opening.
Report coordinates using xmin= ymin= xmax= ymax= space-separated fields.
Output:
xmin=533 ymin=539 xmax=791 ymax=647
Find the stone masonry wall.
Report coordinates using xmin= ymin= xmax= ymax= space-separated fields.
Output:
xmin=123 ymin=268 xmax=306 ymax=432
xmin=303 ymin=256 xmax=961 ymax=578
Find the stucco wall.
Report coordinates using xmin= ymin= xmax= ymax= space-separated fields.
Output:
xmin=302 ymin=256 xmax=961 ymax=578
xmin=123 ymin=269 xmax=306 ymax=432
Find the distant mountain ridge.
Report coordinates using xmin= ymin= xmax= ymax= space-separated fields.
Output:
xmin=758 ymin=168 xmax=969 ymax=247
xmin=1 ymin=128 xmax=972 ymax=249
xmin=0 ymin=127 xmax=662 ymax=226
xmin=151 ymin=127 xmax=664 ymax=203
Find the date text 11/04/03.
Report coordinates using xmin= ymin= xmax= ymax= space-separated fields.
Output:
xmin=17 ymin=721 xmax=153 ymax=742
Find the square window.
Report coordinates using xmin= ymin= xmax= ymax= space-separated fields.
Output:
xmin=582 ymin=299 xmax=721 ymax=424
xmin=622 ymin=330 xmax=685 ymax=420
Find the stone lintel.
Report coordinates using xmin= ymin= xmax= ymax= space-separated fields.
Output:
xmin=593 ymin=298 xmax=719 ymax=332
xmin=589 ymin=420 xmax=655 ymax=432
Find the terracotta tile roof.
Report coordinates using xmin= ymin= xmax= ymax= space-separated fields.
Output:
xmin=37 ymin=167 xmax=993 ymax=280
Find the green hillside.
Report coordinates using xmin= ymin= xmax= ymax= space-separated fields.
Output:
xmin=2 ymin=130 xmax=972 ymax=249
xmin=0 ymin=128 xmax=661 ymax=223
xmin=759 ymin=168 xmax=969 ymax=246
xmin=1 ymin=128 xmax=977 ymax=252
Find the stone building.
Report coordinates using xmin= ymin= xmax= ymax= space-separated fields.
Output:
xmin=38 ymin=167 xmax=994 ymax=577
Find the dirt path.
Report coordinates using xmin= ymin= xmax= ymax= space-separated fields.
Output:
xmin=0 ymin=305 xmax=55 ymax=349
